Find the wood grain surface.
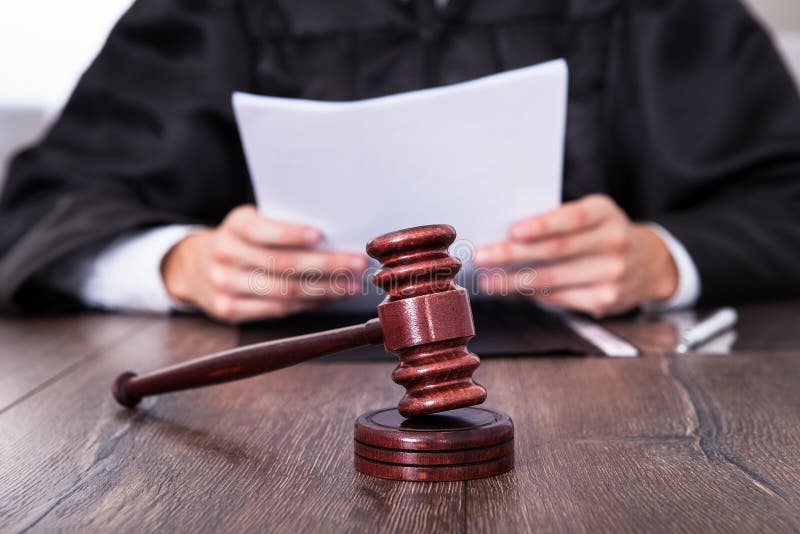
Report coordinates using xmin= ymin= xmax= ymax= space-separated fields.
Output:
xmin=0 ymin=315 xmax=145 ymax=413
xmin=1 ymin=299 xmax=799 ymax=533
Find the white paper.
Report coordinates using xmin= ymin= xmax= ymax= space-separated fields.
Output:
xmin=233 ymin=59 xmax=568 ymax=309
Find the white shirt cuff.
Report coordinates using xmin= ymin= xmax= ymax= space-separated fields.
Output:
xmin=47 ymin=224 xmax=201 ymax=314
xmin=642 ymin=223 xmax=702 ymax=311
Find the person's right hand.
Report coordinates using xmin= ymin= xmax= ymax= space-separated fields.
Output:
xmin=161 ymin=205 xmax=367 ymax=323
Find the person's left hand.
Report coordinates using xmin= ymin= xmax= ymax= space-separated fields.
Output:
xmin=473 ymin=194 xmax=679 ymax=317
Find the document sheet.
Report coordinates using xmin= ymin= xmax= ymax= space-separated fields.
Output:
xmin=233 ymin=59 xmax=568 ymax=308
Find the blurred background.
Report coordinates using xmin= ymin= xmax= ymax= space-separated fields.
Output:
xmin=1 ymin=0 xmax=799 ymax=191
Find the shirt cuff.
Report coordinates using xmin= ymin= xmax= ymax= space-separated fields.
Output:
xmin=50 ymin=224 xmax=201 ymax=314
xmin=642 ymin=223 xmax=702 ymax=311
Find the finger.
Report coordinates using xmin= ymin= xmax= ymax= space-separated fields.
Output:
xmin=268 ymin=250 xmax=368 ymax=275
xmin=479 ymin=255 xmax=627 ymax=294
xmin=223 ymin=205 xmax=322 ymax=247
xmin=211 ymin=232 xmax=367 ymax=274
xmin=535 ymin=284 xmax=624 ymax=318
xmin=206 ymin=295 xmax=321 ymax=324
xmin=474 ymin=223 xmax=629 ymax=266
xmin=509 ymin=194 xmax=620 ymax=242
xmin=210 ymin=265 xmax=362 ymax=299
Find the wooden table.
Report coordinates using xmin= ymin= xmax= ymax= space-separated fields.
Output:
xmin=2 ymin=299 xmax=799 ymax=532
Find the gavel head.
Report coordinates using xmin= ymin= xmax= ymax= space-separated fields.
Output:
xmin=366 ymin=224 xmax=487 ymax=418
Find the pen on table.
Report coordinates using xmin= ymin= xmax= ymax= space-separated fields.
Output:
xmin=675 ymin=307 xmax=738 ymax=354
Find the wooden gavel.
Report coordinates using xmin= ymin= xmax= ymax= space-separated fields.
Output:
xmin=112 ymin=224 xmax=487 ymax=418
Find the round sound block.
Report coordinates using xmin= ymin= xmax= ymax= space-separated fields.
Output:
xmin=354 ymin=407 xmax=514 ymax=481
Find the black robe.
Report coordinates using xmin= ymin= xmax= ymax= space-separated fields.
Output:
xmin=1 ymin=0 xmax=800 ymax=313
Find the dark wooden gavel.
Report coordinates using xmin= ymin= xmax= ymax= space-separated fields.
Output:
xmin=112 ymin=224 xmax=487 ymax=418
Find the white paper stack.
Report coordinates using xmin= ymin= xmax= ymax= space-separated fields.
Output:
xmin=233 ymin=59 xmax=568 ymax=309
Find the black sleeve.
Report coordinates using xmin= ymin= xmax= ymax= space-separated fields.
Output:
xmin=0 ymin=0 xmax=254 ymax=313
xmin=611 ymin=0 xmax=800 ymax=304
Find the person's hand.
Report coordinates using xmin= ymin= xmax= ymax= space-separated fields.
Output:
xmin=474 ymin=194 xmax=678 ymax=317
xmin=161 ymin=205 xmax=367 ymax=323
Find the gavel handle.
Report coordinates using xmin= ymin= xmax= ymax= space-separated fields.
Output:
xmin=112 ymin=318 xmax=384 ymax=408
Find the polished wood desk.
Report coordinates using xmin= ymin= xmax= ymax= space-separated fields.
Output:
xmin=1 ymin=299 xmax=799 ymax=532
